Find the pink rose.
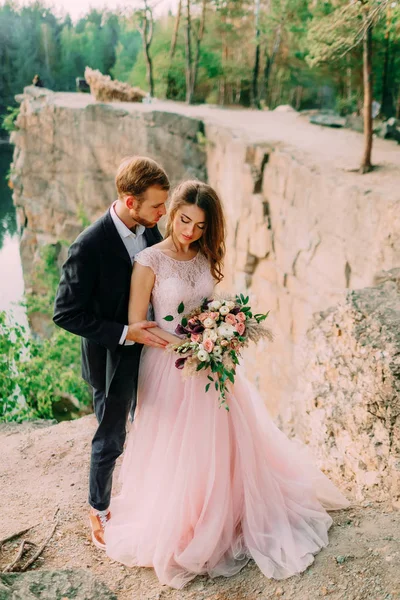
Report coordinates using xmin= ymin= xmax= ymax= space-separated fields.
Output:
xmin=203 ymin=339 xmax=215 ymax=353
xmin=199 ymin=311 xmax=220 ymax=322
xmin=188 ymin=318 xmax=199 ymax=327
xmin=198 ymin=312 xmax=210 ymax=322
xmin=225 ymin=313 xmax=237 ymax=326
xmin=191 ymin=333 xmax=202 ymax=343
xmin=235 ymin=322 xmax=245 ymax=336
xmin=236 ymin=312 xmax=246 ymax=322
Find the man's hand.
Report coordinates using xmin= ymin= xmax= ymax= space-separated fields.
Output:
xmin=126 ymin=321 xmax=168 ymax=348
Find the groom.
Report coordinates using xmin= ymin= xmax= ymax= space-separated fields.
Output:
xmin=53 ymin=156 xmax=169 ymax=549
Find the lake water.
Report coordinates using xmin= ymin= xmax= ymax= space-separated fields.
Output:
xmin=0 ymin=143 xmax=28 ymax=326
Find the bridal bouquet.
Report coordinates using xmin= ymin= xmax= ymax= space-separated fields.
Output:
xmin=165 ymin=295 xmax=273 ymax=410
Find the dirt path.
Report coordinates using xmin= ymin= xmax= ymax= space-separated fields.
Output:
xmin=1 ymin=418 xmax=400 ymax=600
xmin=49 ymin=92 xmax=400 ymax=198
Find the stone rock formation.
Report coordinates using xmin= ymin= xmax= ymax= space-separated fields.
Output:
xmin=309 ymin=112 xmax=346 ymax=128
xmin=84 ymin=67 xmax=147 ymax=103
xmin=0 ymin=570 xmax=117 ymax=599
xmin=283 ymin=270 xmax=400 ymax=502
xmin=375 ymin=117 xmax=400 ymax=143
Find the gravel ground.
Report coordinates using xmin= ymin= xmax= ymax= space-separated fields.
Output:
xmin=1 ymin=418 xmax=400 ymax=600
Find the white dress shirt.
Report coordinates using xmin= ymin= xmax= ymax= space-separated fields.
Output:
xmin=109 ymin=202 xmax=147 ymax=345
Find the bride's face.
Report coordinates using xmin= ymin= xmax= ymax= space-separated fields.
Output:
xmin=173 ymin=203 xmax=206 ymax=245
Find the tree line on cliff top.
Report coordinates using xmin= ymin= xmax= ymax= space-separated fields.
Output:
xmin=1 ymin=0 xmax=399 ymax=114
xmin=0 ymin=0 xmax=399 ymax=169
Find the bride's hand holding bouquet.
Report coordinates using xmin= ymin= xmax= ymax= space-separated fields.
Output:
xmin=165 ymin=294 xmax=273 ymax=410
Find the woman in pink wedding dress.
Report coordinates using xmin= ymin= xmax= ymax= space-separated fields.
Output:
xmin=105 ymin=180 xmax=349 ymax=589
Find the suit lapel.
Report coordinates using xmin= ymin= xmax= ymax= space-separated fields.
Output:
xmin=101 ymin=209 xmax=163 ymax=262
xmin=144 ymin=225 xmax=163 ymax=247
xmin=101 ymin=210 xmax=131 ymax=265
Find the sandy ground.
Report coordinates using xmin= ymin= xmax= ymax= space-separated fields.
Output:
xmin=1 ymin=417 xmax=400 ymax=600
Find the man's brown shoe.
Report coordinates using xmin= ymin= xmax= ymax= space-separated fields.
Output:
xmin=89 ymin=509 xmax=111 ymax=550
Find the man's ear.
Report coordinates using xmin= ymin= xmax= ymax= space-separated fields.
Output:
xmin=125 ymin=195 xmax=137 ymax=210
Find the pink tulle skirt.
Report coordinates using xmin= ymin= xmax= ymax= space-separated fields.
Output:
xmin=105 ymin=347 xmax=349 ymax=589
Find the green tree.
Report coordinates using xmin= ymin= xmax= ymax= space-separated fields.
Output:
xmin=0 ymin=312 xmax=91 ymax=422
xmin=307 ymin=0 xmax=397 ymax=173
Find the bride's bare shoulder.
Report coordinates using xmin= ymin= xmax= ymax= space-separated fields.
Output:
xmin=149 ymin=241 xmax=176 ymax=258
xmin=150 ymin=241 xmax=169 ymax=251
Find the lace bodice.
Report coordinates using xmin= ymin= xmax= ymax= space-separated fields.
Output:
xmin=134 ymin=247 xmax=215 ymax=334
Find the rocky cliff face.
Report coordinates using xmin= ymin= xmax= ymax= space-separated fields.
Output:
xmin=286 ymin=271 xmax=400 ymax=502
xmin=10 ymin=86 xmax=400 ymax=502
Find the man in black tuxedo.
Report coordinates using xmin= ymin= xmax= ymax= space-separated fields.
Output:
xmin=53 ymin=156 xmax=169 ymax=549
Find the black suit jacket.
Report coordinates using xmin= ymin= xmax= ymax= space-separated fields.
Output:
xmin=53 ymin=209 xmax=162 ymax=395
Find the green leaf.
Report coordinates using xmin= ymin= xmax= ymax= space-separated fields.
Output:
xmin=178 ymin=302 xmax=185 ymax=314
xmin=205 ymin=383 xmax=211 ymax=392
xmin=181 ymin=317 xmax=188 ymax=327
xmin=254 ymin=311 xmax=269 ymax=322
xmin=163 ymin=315 xmax=174 ymax=322
xmin=207 ymin=375 xmax=214 ymax=382
xmin=226 ymin=370 xmax=235 ymax=384
xmin=196 ymin=362 xmax=205 ymax=371
xmin=215 ymin=381 xmax=219 ymax=391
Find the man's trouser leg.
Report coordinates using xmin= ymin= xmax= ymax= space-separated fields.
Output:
xmin=88 ymin=347 xmax=140 ymax=511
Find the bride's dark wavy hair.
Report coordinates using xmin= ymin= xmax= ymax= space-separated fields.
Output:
xmin=165 ymin=180 xmax=226 ymax=282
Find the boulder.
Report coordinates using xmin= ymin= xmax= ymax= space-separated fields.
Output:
xmin=84 ymin=67 xmax=146 ymax=103
xmin=309 ymin=112 xmax=346 ymax=128
xmin=0 ymin=570 xmax=117 ymax=600
xmin=375 ymin=117 xmax=400 ymax=142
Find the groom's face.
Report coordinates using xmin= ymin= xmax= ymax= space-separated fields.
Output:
xmin=127 ymin=186 xmax=168 ymax=228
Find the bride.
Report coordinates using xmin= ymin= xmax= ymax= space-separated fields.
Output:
xmin=104 ymin=180 xmax=349 ymax=589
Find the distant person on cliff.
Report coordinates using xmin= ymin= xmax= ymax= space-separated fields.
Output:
xmin=53 ymin=156 xmax=170 ymax=549
xmin=32 ymin=74 xmax=44 ymax=87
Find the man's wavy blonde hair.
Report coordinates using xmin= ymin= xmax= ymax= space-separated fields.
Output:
xmin=115 ymin=156 xmax=170 ymax=201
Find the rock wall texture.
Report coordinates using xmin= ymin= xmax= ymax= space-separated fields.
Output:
xmin=286 ymin=270 xmax=400 ymax=502
xmin=10 ymin=86 xmax=400 ymax=502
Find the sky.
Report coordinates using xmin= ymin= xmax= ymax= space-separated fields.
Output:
xmin=10 ymin=0 xmax=177 ymax=21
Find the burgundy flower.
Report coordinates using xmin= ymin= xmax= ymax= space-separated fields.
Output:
xmin=190 ymin=324 xmax=205 ymax=334
xmin=175 ymin=323 xmax=189 ymax=335
xmin=175 ymin=357 xmax=187 ymax=369
xmin=231 ymin=307 xmax=241 ymax=315
xmin=201 ymin=298 xmax=212 ymax=311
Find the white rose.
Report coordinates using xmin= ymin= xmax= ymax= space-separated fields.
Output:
xmin=217 ymin=323 xmax=236 ymax=339
xmin=219 ymin=305 xmax=230 ymax=316
xmin=226 ymin=301 xmax=236 ymax=310
xmin=212 ymin=346 xmax=223 ymax=358
xmin=203 ymin=328 xmax=218 ymax=342
xmin=203 ymin=317 xmax=216 ymax=329
xmin=208 ymin=300 xmax=222 ymax=310
xmin=197 ymin=349 xmax=210 ymax=362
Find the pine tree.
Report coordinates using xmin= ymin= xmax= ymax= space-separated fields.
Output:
xmin=307 ymin=0 xmax=397 ymax=174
